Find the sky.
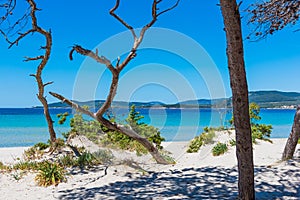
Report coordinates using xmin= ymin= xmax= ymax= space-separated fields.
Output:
xmin=0 ymin=0 xmax=299 ymax=108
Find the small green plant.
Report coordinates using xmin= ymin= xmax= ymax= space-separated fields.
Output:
xmin=77 ymin=152 xmax=94 ymax=169
xmin=101 ymin=105 xmax=165 ymax=155
xmin=252 ymin=124 xmax=273 ymax=144
xmin=57 ymin=112 xmax=69 ymax=125
xmin=35 ymin=161 xmax=66 ymax=187
xmin=212 ymin=142 xmax=228 ymax=156
xmin=0 ymin=161 xmax=8 ymax=171
xmin=298 ymin=138 xmax=300 ymax=144
xmin=187 ymin=127 xmax=216 ymax=153
xmin=160 ymin=151 xmax=176 ymax=164
xmin=33 ymin=142 xmax=50 ymax=150
xmin=58 ymin=154 xmax=77 ymax=167
xmin=13 ymin=161 xmax=39 ymax=171
xmin=24 ymin=147 xmax=44 ymax=160
xmin=229 ymin=139 xmax=236 ymax=146
xmin=92 ymin=149 xmax=114 ymax=165
xmin=11 ymin=171 xmax=25 ymax=181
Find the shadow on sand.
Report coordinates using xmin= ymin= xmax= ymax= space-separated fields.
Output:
xmin=57 ymin=163 xmax=300 ymax=200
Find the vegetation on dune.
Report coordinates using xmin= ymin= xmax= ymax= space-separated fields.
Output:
xmin=35 ymin=161 xmax=66 ymax=187
xmin=212 ymin=142 xmax=228 ymax=156
xmin=187 ymin=127 xmax=217 ymax=153
xmin=61 ymin=105 xmax=165 ymax=156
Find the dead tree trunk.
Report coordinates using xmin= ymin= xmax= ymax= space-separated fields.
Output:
xmin=282 ymin=105 xmax=300 ymax=160
xmin=0 ymin=0 xmax=56 ymax=143
xmin=220 ymin=0 xmax=255 ymax=199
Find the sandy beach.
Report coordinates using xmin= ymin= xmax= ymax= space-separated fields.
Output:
xmin=1 ymin=137 xmax=300 ymax=199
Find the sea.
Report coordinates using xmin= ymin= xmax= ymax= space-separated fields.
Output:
xmin=0 ymin=107 xmax=296 ymax=147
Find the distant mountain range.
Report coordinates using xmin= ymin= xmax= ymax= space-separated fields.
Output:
xmin=44 ymin=90 xmax=300 ymax=109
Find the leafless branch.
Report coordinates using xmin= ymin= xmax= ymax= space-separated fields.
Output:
xmin=70 ymin=45 xmax=116 ymax=75
xmin=43 ymin=81 xmax=53 ymax=87
xmin=248 ymin=0 xmax=300 ymax=40
xmin=23 ymin=55 xmax=44 ymax=62
xmin=49 ymin=92 xmax=95 ymax=119
xmin=109 ymin=0 xmax=137 ymax=40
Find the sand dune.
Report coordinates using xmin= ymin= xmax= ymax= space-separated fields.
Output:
xmin=0 ymin=136 xmax=299 ymax=199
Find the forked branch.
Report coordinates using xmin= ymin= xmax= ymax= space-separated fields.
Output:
xmin=51 ymin=0 xmax=180 ymax=164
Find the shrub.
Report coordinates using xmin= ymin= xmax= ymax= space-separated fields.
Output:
xmin=92 ymin=149 xmax=114 ymax=165
xmin=35 ymin=161 xmax=66 ymax=187
xmin=58 ymin=154 xmax=77 ymax=168
xmin=76 ymin=152 xmax=94 ymax=169
xmin=101 ymin=105 xmax=165 ymax=155
xmin=24 ymin=147 xmax=44 ymax=160
xmin=13 ymin=161 xmax=39 ymax=171
xmin=212 ymin=142 xmax=228 ymax=156
xmin=229 ymin=139 xmax=236 ymax=146
xmin=33 ymin=142 xmax=50 ymax=150
xmin=187 ymin=127 xmax=216 ymax=153
xmin=0 ymin=161 xmax=8 ymax=171
xmin=252 ymin=124 xmax=273 ymax=144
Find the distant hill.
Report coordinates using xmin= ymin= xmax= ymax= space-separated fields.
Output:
xmin=44 ymin=90 xmax=300 ymax=109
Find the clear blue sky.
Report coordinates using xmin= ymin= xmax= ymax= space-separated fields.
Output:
xmin=0 ymin=0 xmax=299 ymax=107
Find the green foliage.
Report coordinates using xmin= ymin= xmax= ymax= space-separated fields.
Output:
xmin=187 ymin=127 xmax=216 ymax=153
xmin=298 ymin=138 xmax=300 ymax=144
xmin=249 ymin=102 xmax=261 ymax=124
xmin=58 ymin=154 xmax=77 ymax=168
xmin=101 ymin=105 xmax=165 ymax=155
xmin=66 ymin=111 xmax=104 ymax=144
xmin=51 ymin=138 xmax=65 ymax=150
xmin=33 ymin=142 xmax=50 ymax=150
xmin=229 ymin=139 xmax=236 ymax=146
xmin=35 ymin=161 xmax=66 ymax=187
xmin=24 ymin=147 xmax=44 ymax=160
xmin=91 ymin=149 xmax=114 ymax=165
xmin=230 ymin=102 xmax=272 ymax=143
xmin=252 ymin=124 xmax=273 ymax=144
xmin=57 ymin=112 xmax=69 ymax=125
xmin=0 ymin=161 xmax=8 ymax=171
xmin=13 ymin=161 xmax=39 ymax=171
xmin=77 ymin=152 xmax=94 ymax=169
xmin=212 ymin=142 xmax=228 ymax=156
xmin=160 ymin=151 xmax=176 ymax=164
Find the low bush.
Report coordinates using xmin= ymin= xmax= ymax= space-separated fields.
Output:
xmin=212 ymin=142 xmax=228 ymax=156
xmin=13 ymin=161 xmax=39 ymax=171
xmin=35 ymin=161 xmax=66 ymax=187
xmin=187 ymin=127 xmax=216 ymax=153
xmin=92 ymin=149 xmax=114 ymax=165
xmin=229 ymin=139 xmax=236 ymax=146
xmin=33 ymin=142 xmax=50 ymax=150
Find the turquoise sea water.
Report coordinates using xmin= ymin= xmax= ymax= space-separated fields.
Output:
xmin=0 ymin=108 xmax=295 ymax=147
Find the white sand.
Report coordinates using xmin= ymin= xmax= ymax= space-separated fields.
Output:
xmin=0 ymin=137 xmax=299 ymax=199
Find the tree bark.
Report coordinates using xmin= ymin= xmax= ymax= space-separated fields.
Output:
xmin=220 ymin=0 xmax=255 ymax=199
xmin=282 ymin=105 xmax=300 ymax=160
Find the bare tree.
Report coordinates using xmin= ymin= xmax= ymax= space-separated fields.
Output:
xmin=50 ymin=0 xmax=179 ymax=164
xmin=0 ymin=0 xmax=57 ymax=143
xmin=220 ymin=0 xmax=255 ymax=199
xmin=249 ymin=0 xmax=300 ymax=160
xmin=248 ymin=0 xmax=300 ymax=39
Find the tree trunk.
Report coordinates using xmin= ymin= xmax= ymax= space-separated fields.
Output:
xmin=220 ymin=0 xmax=255 ymax=199
xmin=39 ymin=96 xmax=56 ymax=143
xmin=282 ymin=105 xmax=300 ymax=160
